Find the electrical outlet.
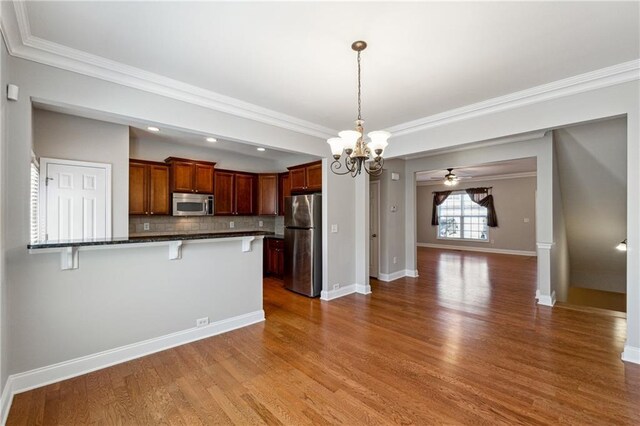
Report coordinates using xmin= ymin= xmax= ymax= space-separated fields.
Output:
xmin=259 ymin=220 xmax=264 ymax=227
xmin=333 ymin=283 xmax=340 ymax=290
xmin=230 ymin=221 xmax=235 ymax=229
xmin=143 ymin=222 xmax=150 ymax=231
xmin=393 ymin=256 xmax=397 ymax=264
xmin=196 ymin=317 xmax=209 ymax=327
xmin=331 ymin=224 xmax=338 ymax=233
xmin=390 ymin=205 xmax=398 ymax=213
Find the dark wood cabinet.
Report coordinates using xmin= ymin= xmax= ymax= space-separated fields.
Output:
xmin=288 ymin=160 xmax=322 ymax=193
xmin=264 ymin=238 xmax=284 ymax=277
xmin=278 ymin=172 xmax=291 ymax=216
xmin=258 ymin=174 xmax=278 ymax=216
xmin=129 ymin=160 xmax=170 ymax=215
xmin=165 ymin=157 xmax=215 ymax=194
xmin=214 ymin=170 xmax=257 ymax=215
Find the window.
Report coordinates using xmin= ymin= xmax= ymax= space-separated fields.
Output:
xmin=437 ymin=192 xmax=488 ymax=241
xmin=30 ymin=159 xmax=40 ymax=243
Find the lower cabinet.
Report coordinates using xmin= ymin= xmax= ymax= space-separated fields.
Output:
xmin=264 ymin=238 xmax=284 ymax=278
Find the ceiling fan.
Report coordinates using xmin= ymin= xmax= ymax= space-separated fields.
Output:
xmin=426 ymin=168 xmax=473 ymax=186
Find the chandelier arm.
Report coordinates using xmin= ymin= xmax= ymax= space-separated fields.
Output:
xmin=330 ymin=158 xmax=355 ymax=175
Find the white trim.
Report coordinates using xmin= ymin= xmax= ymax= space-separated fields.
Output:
xmin=4 ymin=2 xmax=335 ymax=139
xmin=536 ymin=242 xmax=555 ymax=250
xmin=1 ymin=309 xmax=264 ymax=422
xmin=405 ymin=269 xmax=419 ymax=278
xmin=417 ymin=242 xmax=537 ymax=257
xmin=39 ymin=157 xmax=112 ymax=241
xmin=537 ymin=291 xmax=556 ymax=307
xmin=378 ymin=270 xmax=407 ymax=282
xmin=388 ymin=60 xmax=640 ymax=137
xmin=355 ymin=284 xmax=371 ymax=295
xmin=417 ymin=172 xmax=537 ymax=186
xmin=622 ymin=344 xmax=640 ymax=365
xmin=321 ymin=284 xmax=356 ymax=301
xmin=0 ymin=378 xmax=13 ymax=426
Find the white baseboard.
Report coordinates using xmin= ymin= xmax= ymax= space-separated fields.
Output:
xmin=1 ymin=378 xmax=14 ymax=426
xmin=0 ymin=310 xmax=265 ymax=423
xmin=321 ymin=284 xmax=356 ymax=300
xmin=405 ymin=269 xmax=419 ymax=278
xmin=537 ymin=291 xmax=556 ymax=307
xmin=417 ymin=242 xmax=536 ymax=257
xmin=378 ymin=270 xmax=406 ymax=282
xmin=355 ymin=284 xmax=371 ymax=295
xmin=622 ymin=344 xmax=640 ymax=365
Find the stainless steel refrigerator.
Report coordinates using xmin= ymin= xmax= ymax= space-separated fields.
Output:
xmin=284 ymin=194 xmax=322 ymax=297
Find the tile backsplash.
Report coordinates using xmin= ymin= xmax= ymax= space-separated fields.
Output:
xmin=129 ymin=215 xmax=278 ymax=236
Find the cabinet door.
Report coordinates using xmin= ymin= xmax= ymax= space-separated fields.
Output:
xmin=258 ymin=174 xmax=278 ymax=215
xmin=278 ymin=173 xmax=291 ymax=216
xmin=148 ymin=165 xmax=170 ymax=215
xmin=129 ymin=162 xmax=148 ymax=215
xmin=235 ymin=173 xmax=256 ymax=215
xmin=306 ymin=162 xmax=322 ymax=191
xmin=172 ymin=161 xmax=195 ymax=192
xmin=289 ymin=167 xmax=306 ymax=192
xmin=214 ymin=171 xmax=235 ymax=215
xmin=194 ymin=163 xmax=214 ymax=194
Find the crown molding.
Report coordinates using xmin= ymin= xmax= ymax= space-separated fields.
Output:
xmin=388 ymin=60 xmax=640 ymax=137
xmin=416 ymin=171 xmax=537 ymax=186
xmin=4 ymin=1 xmax=337 ymax=140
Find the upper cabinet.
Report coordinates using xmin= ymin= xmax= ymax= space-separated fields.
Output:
xmin=214 ymin=170 xmax=257 ymax=215
xmin=288 ymin=160 xmax=322 ymax=193
xmin=165 ymin=157 xmax=215 ymax=194
xmin=258 ymin=174 xmax=278 ymax=216
xmin=129 ymin=160 xmax=170 ymax=215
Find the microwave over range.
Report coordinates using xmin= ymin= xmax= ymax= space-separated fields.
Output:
xmin=172 ymin=193 xmax=214 ymax=216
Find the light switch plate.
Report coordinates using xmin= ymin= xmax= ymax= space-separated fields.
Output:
xmin=331 ymin=224 xmax=338 ymax=233
xmin=259 ymin=220 xmax=264 ymax=227
xmin=524 ymin=218 xmax=530 ymax=223
xmin=391 ymin=172 xmax=400 ymax=181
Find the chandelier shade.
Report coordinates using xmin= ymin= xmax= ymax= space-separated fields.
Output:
xmin=328 ymin=41 xmax=389 ymax=177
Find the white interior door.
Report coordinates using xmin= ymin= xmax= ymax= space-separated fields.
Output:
xmin=370 ymin=180 xmax=380 ymax=278
xmin=43 ymin=159 xmax=110 ymax=241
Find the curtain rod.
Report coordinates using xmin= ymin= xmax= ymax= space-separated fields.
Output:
xmin=432 ymin=186 xmax=492 ymax=193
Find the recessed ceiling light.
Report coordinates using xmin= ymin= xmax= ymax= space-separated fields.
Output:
xmin=206 ymin=137 xmax=217 ymax=143
xmin=147 ymin=126 xmax=160 ymax=132
xmin=257 ymin=147 xmax=266 ymax=152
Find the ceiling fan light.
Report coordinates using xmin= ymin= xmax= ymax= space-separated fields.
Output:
xmin=327 ymin=137 xmax=345 ymax=159
xmin=338 ymin=130 xmax=361 ymax=152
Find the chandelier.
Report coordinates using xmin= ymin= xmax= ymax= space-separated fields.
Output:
xmin=327 ymin=41 xmax=390 ymax=177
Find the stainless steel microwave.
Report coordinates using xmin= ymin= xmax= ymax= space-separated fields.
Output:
xmin=172 ymin=193 xmax=214 ymax=216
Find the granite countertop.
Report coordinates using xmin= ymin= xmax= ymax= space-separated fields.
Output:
xmin=28 ymin=231 xmax=274 ymax=250
xmin=265 ymin=234 xmax=284 ymax=240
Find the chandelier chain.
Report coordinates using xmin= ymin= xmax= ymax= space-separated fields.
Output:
xmin=357 ymin=50 xmax=362 ymax=121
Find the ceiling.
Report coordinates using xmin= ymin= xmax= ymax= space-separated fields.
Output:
xmin=20 ymin=1 xmax=640 ymax=133
xmin=416 ymin=157 xmax=537 ymax=183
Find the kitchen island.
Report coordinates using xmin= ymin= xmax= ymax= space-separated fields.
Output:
xmin=15 ymin=231 xmax=266 ymax=390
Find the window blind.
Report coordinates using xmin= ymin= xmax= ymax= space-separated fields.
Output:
xmin=30 ymin=161 xmax=40 ymax=243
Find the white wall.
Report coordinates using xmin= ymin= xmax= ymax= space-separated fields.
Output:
xmin=130 ymin=136 xmax=283 ymax=173
xmin=551 ymin=140 xmax=570 ymax=302
xmin=33 ymin=109 xmax=129 ymax=238
xmin=554 ymin=117 xmax=627 ymax=294
xmin=417 ymin=176 xmax=536 ymax=253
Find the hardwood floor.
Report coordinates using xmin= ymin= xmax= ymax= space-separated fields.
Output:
xmin=7 ymin=247 xmax=640 ymax=424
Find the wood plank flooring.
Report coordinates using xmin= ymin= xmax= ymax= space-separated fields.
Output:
xmin=7 ymin=247 xmax=640 ymax=424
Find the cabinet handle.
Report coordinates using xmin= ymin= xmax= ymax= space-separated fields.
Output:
xmin=145 ymin=211 xmax=149 ymax=215
xmin=195 ymin=190 xmax=198 ymax=193
xmin=150 ymin=212 xmax=154 ymax=215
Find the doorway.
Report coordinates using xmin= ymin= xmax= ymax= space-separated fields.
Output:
xmin=370 ymin=180 xmax=380 ymax=278
xmin=40 ymin=158 xmax=111 ymax=241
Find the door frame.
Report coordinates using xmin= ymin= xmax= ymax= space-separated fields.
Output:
xmin=40 ymin=157 xmax=113 ymax=240
xmin=370 ymin=179 xmax=381 ymax=278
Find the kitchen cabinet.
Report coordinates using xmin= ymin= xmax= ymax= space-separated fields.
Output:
xmin=288 ymin=160 xmax=322 ymax=193
xmin=264 ymin=238 xmax=284 ymax=277
xmin=129 ymin=160 xmax=170 ymax=215
xmin=278 ymin=172 xmax=291 ymax=216
xmin=214 ymin=169 xmax=257 ymax=215
xmin=258 ymin=174 xmax=278 ymax=215
xmin=165 ymin=157 xmax=215 ymax=194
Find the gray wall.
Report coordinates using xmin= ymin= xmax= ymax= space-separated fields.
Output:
xmin=554 ymin=117 xmax=627 ymax=293
xmin=33 ymin=109 xmax=130 ymax=238
xmin=130 ymin=136 xmax=283 ymax=173
xmin=375 ymin=159 xmax=407 ymax=276
xmin=551 ymin=141 xmax=570 ymax=302
xmin=416 ymin=176 xmax=536 ymax=253
xmin=0 ymin=31 xmax=8 ymax=396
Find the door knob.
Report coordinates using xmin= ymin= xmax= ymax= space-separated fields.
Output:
xmin=371 ymin=234 xmax=377 ymax=237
